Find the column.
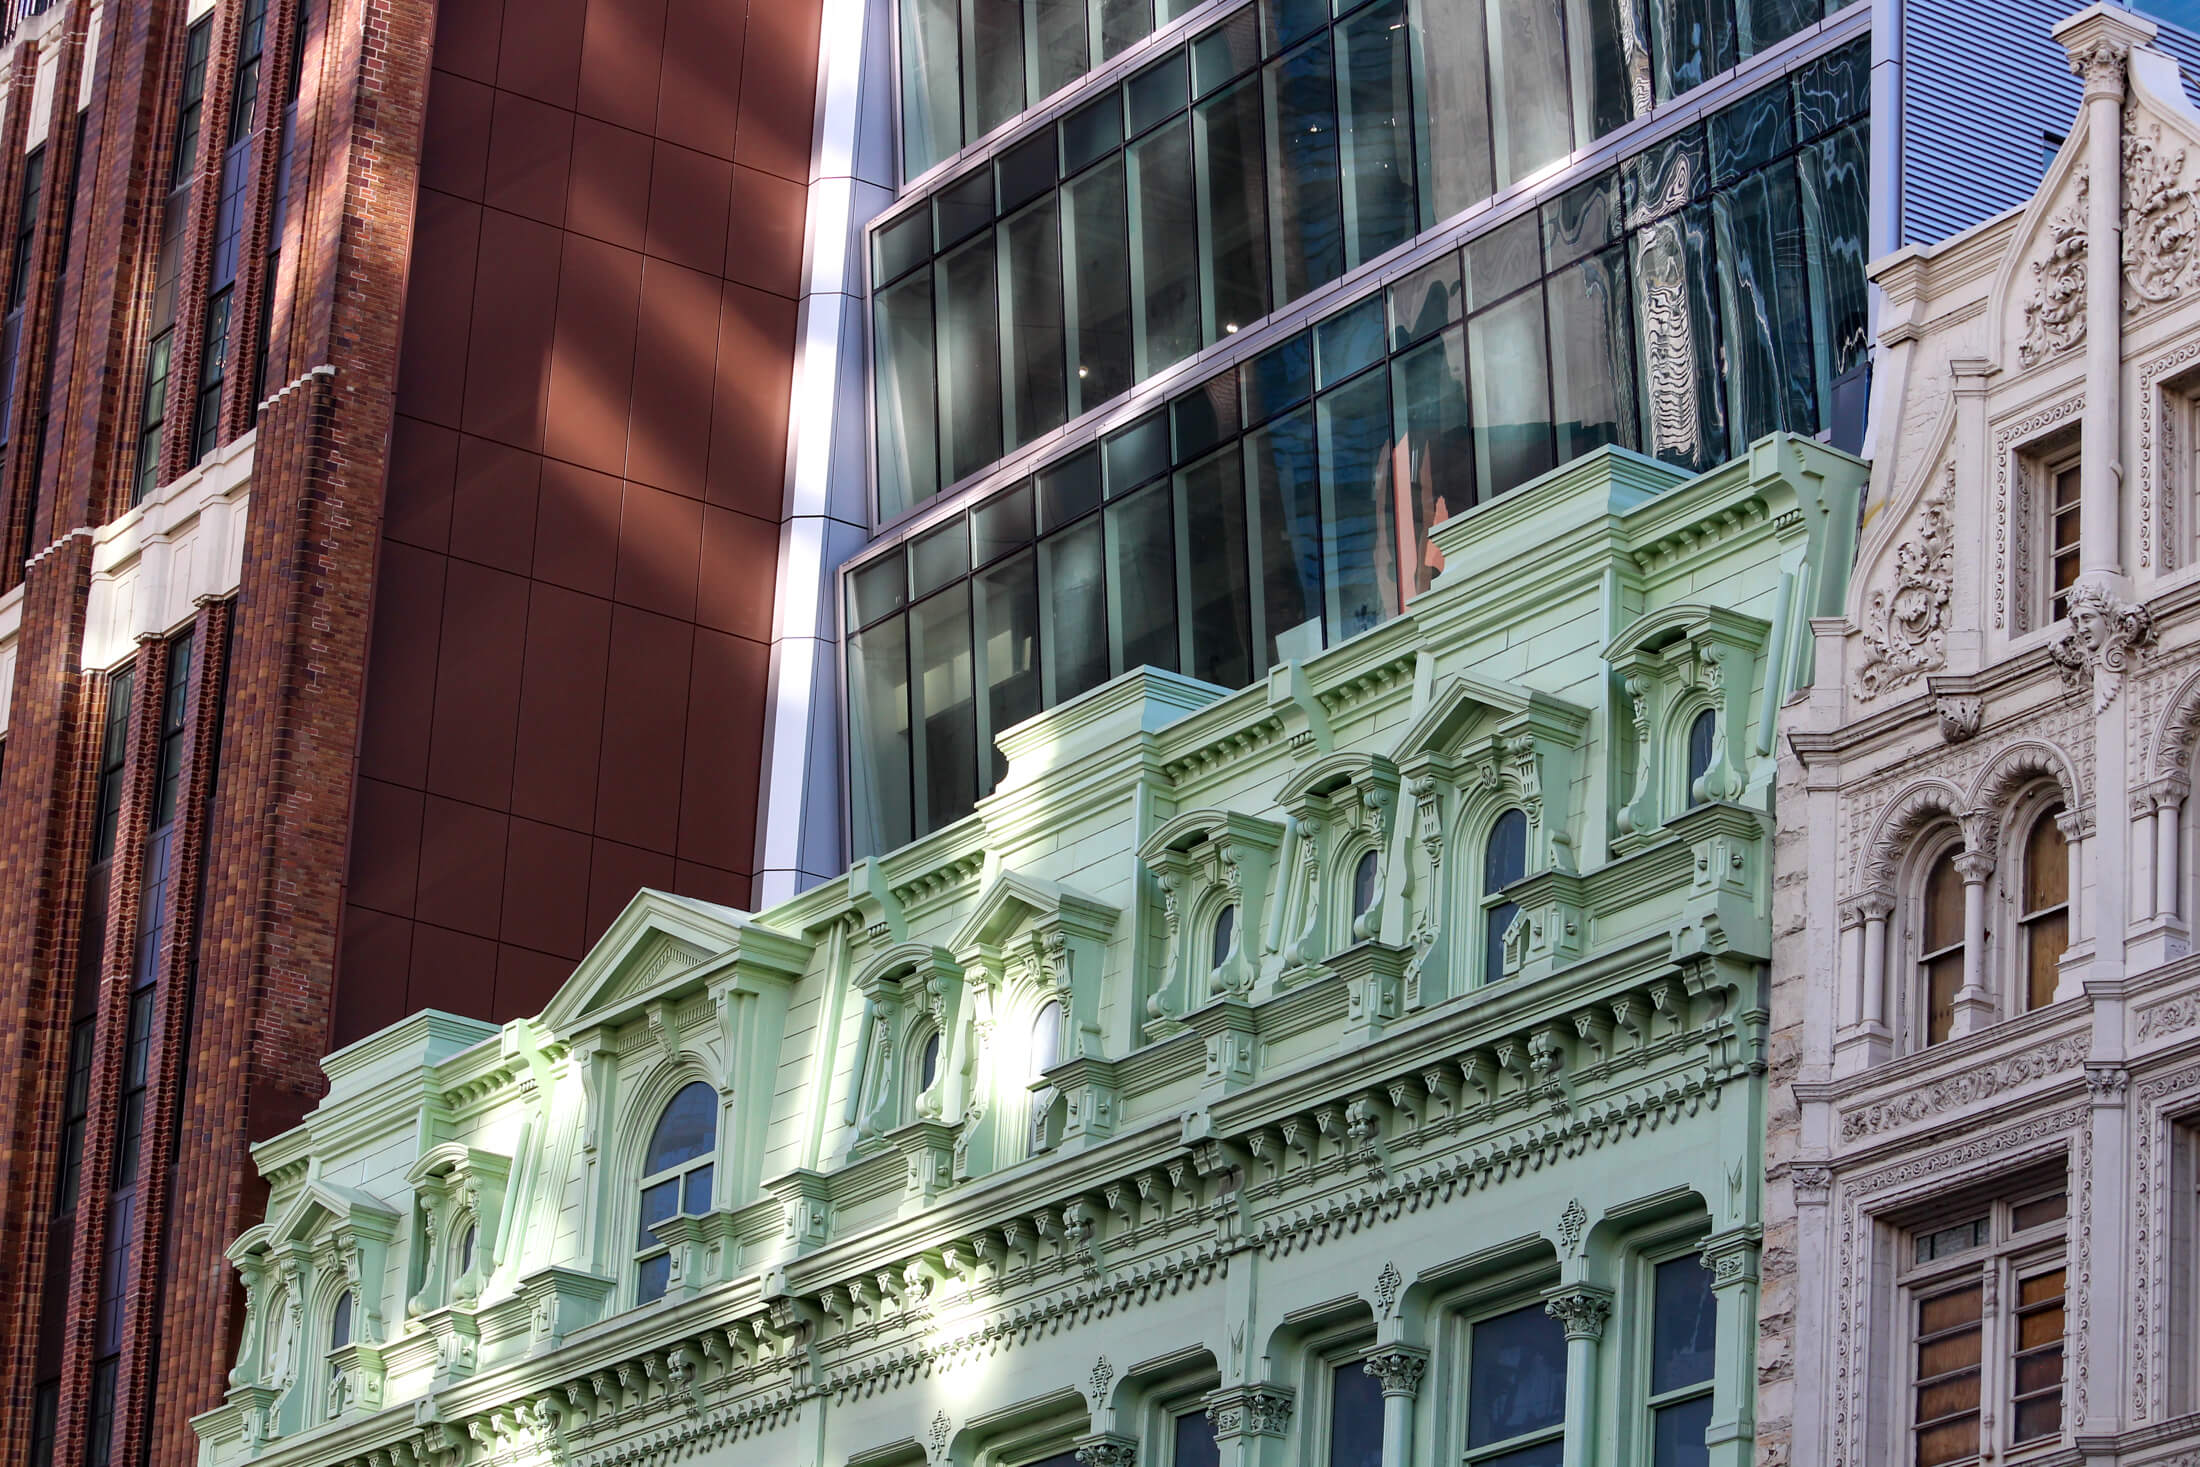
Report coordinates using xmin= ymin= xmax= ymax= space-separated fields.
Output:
xmin=1542 ymin=1285 xmax=1612 ymax=1467
xmin=2071 ymin=21 xmax=2129 ymax=577
xmin=1859 ymin=892 xmax=1893 ymax=1036
xmin=1204 ymin=1384 xmax=1294 ymax=1467
xmin=1362 ymin=1346 xmax=1428 ymax=1467
xmin=2057 ymin=811 xmax=2091 ymax=1002
xmin=1951 ymin=852 xmax=1998 ymax=1036
xmin=2158 ymin=778 xmax=2186 ymax=920
xmin=1836 ymin=904 xmax=1864 ymax=1030
xmin=2135 ymin=791 xmax=2160 ymax=922
xmin=1699 ymin=1230 xmax=1763 ymax=1467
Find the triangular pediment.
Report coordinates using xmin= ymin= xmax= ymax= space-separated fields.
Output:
xmin=1387 ymin=676 xmax=1588 ymax=765
xmin=949 ymin=869 xmax=1118 ymax=954
xmin=537 ymin=888 xmax=758 ymax=1033
xmin=266 ymin=1179 xmax=400 ymax=1248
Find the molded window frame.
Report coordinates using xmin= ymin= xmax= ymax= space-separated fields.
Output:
xmin=1478 ymin=805 xmax=1530 ymax=986
xmin=631 ymin=1079 xmax=721 ymax=1307
xmin=2004 ymin=792 xmax=2071 ymax=1017
xmin=1902 ymin=825 xmax=1968 ymax=1052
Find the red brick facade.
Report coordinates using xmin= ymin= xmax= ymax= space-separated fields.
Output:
xmin=0 ymin=0 xmax=818 ymax=1461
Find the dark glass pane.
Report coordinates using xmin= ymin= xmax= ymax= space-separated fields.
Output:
xmin=1100 ymin=0 xmax=1152 ymax=59
xmin=1194 ymin=7 xmax=1262 ymax=95
xmin=1003 ymin=197 xmax=1068 ymax=447
xmin=635 ymin=1251 xmax=671 ymax=1304
xmin=1800 ymin=120 xmax=1870 ymax=402
xmin=912 ymin=518 xmax=971 ymax=597
xmin=918 ymin=1029 xmax=942 ymax=1089
xmin=938 ymin=233 xmax=1005 ymax=482
xmin=1738 ymin=0 xmax=1818 ymax=58
xmin=850 ymin=552 xmax=909 ymax=627
xmin=1335 ymin=0 xmax=1416 ymax=267
xmin=1196 ymin=75 xmax=1270 ymax=342
xmin=1173 ymin=1410 xmax=1222 ymax=1467
xmin=1065 ymin=157 xmax=1134 ymax=412
xmin=1389 ymin=250 xmax=1463 ymax=349
xmin=1179 ymin=444 xmax=1254 ymax=688
xmin=1034 ymin=0 xmax=1092 ymax=97
xmin=901 ymin=0 xmax=962 ymax=179
xmin=1548 ymin=244 xmax=1636 ymax=462
xmin=1043 ymin=515 xmax=1111 ymax=700
xmin=1632 ymin=204 xmax=1726 ymax=471
xmin=1316 ymin=367 xmax=1397 ymax=642
xmin=1709 ymin=86 xmax=1793 ymax=186
xmin=851 ymin=615 xmax=914 ymax=855
xmin=1465 ymin=214 xmax=1541 ymax=310
xmin=1486 ymin=808 xmax=1528 ymax=890
xmin=1651 ymin=1394 xmax=1712 ymax=1467
xmin=912 ymin=585 xmax=979 ymax=833
xmin=329 ymin=1291 xmax=352 ymax=1349
xmin=1489 ymin=0 xmax=1572 ymax=187
xmin=999 ymin=130 xmax=1059 ymax=212
xmin=1480 ymin=1444 xmax=1563 ymax=1467
xmin=1316 ymin=293 xmax=1387 ymax=388
xmin=1248 ymin=403 xmax=1326 ymax=667
xmin=1685 ymin=707 xmax=1717 ymax=798
xmin=2012 ymin=1193 xmax=2068 ymax=1231
xmin=1653 ymin=1255 xmax=1719 ymax=1392
xmin=1212 ymin=904 xmax=1237 ymax=967
xmin=1330 ymin=1359 xmax=1385 ymax=1467
xmin=876 ymin=269 xmax=939 ymax=519
xmin=1469 ymin=284 xmax=1555 ymax=496
xmin=1107 ymin=412 xmax=1172 ymax=493
xmin=1173 ymin=373 xmax=1238 ymax=464
xmin=1031 ymin=1001 xmax=1064 ymax=1075
xmin=1108 ymin=480 xmax=1179 ymax=671
xmin=975 ymin=549 xmax=1041 ymax=785
xmin=1127 ymin=47 xmax=1190 ymax=134
xmin=1467 ymin=1302 xmax=1567 ymax=1446
xmin=646 ymin=1083 xmax=719 ymax=1173
xmin=1714 ymin=161 xmax=1817 ymax=444
xmin=1265 ymin=30 xmax=1345 ymax=303
xmin=1413 ymin=0 xmax=1495 ymax=224
xmin=1131 ymin=115 xmax=1199 ymax=377
xmin=1389 ymin=325 xmax=1473 ymax=597
xmin=1063 ymin=91 xmax=1125 ymax=174
xmin=974 ymin=482 xmax=1036 ymax=562
xmin=875 ymin=207 xmax=933 ymax=283
xmin=1544 ymin=171 xmax=1622 ymax=271
xmin=682 ymin=1163 xmax=713 ymax=1214
xmin=1041 ymin=446 xmax=1105 ymax=527
xmin=1793 ymin=40 xmax=1868 ymax=138
xmin=937 ymin=166 xmax=998 ymax=245
xmin=636 ymin=1178 xmax=678 ymax=1248
xmin=967 ymin=0 xmax=1027 ymax=138
xmin=1242 ymin=329 xmax=1313 ymax=424
xmin=1652 ymin=0 xmax=1735 ymax=102
xmin=1573 ymin=0 xmax=1652 ymax=141
xmin=1625 ymin=123 xmax=1707 ymax=225
xmin=1264 ymin=0 xmax=1329 ymax=51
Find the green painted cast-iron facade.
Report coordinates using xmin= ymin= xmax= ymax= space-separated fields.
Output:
xmin=192 ymin=434 xmax=1861 ymax=1467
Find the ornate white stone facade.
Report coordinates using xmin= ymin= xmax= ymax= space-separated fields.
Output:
xmin=1761 ymin=9 xmax=2200 ymax=1465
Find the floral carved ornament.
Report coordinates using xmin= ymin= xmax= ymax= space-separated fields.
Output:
xmin=1853 ymin=466 xmax=1956 ymax=701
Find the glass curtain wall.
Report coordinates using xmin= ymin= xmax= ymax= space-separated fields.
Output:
xmin=852 ymin=49 xmax=1866 ymax=857
xmin=878 ymin=0 xmax=1857 ymax=519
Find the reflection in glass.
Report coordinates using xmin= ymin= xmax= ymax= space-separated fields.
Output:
xmin=1065 ymin=158 xmax=1134 ymax=414
xmin=1653 ymin=1255 xmax=1719 ymax=1392
xmin=1173 ymin=1411 xmax=1221 ymax=1467
xmin=850 ymin=617 xmax=912 ymax=853
xmin=1330 ymin=1359 xmax=1385 ymax=1467
xmin=1100 ymin=0 xmax=1152 ymax=59
xmin=966 ymin=0 xmax=1025 ymax=140
xmin=912 ymin=587 xmax=978 ymax=835
xmin=1248 ymin=404 xmax=1325 ymax=668
xmin=1108 ymin=481 xmax=1179 ymax=673
xmin=1468 ymin=1302 xmax=1568 ymax=1448
xmin=1042 ymin=516 xmax=1110 ymax=701
xmin=938 ymin=235 xmax=1004 ymax=486
xmin=875 ymin=269 xmax=937 ymax=521
xmin=1714 ymin=159 xmax=1816 ymax=444
xmin=1483 ymin=808 xmax=1527 ymax=982
xmin=1651 ymin=1395 xmax=1712 ymax=1467
xmin=1801 ymin=121 xmax=1869 ymax=424
xmin=1318 ymin=368 xmax=1397 ymax=643
xmin=1488 ymin=0 xmax=1571 ymax=188
xmin=1548 ymin=245 xmax=1636 ymax=462
xmin=1653 ymin=0 xmax=1735 ymax=102
xmin=975 ymin=549 xmax=1041 ymax=785
xmin=1032 ymin=0 xmax=1091 ymax=98
xmin=901 ymin=0 xmax=962 ymax=177
xmin=1003 ymin=197 xmax=1067 ymax=449
xmin=1178 ymin=445 xmax=1254 ymax=688
xmin=1132 ymin=117 xmax=1199 ymax=379
xmin=1469 ymin=284 xmax=1555 ymax=497
xmin=1266 ymin=29 xmax=1345 ymax=305
xmin=1197 ymin=75 xmax=1270 ymax=343
xmin=1572 ymin=0 xmax=1652 ymax=141
xmin=1412 ymin=0 xmax=1495 ymax=225
xmin=1737 ymin=0 xmax=1820 ymax=58
xmin=1389 ymin=327 xmax=1472 ymax=597
xmin=1336 ymin=0 xmax=1418 ymax=268
xmin=1632 ymin=205 xmax=1726 ymax=471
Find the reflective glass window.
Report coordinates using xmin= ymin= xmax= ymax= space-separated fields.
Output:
xmin=938 ymin=233 xmax=1006 ymax=484
xmin=1468 ymin=1302 xmax=1568 ymax=1455
xmin=1330 ymin=1359 xmax=1385 ymax=1467
xmin=1043 ymin=515 xmax=1111 ymax=701
xmin=1265 ymin=29 xmax=1345 ymax=304
xmin=1003 ymin=196 xmax=1068 ymax=447
xmin=1317 ymin=366 xmax=1397 ymax=642
xmin=1178 ymin=444 xmax=1255 ymax=687
xmin=975 ymin=548 xmax=1042 ymax=783
xmin=1197 ymin=74 xmax=1271 ymax=342
xmin=912 ymin=585 xmax=979 ymax=833
xmin=876 ymin=270 xmax=940 ymax=520
xmin=1482 ymin=807 xmax=1527 ymax=981
xmin=902 ymin=0 xmax=963 ymax=178
xmin=1065 ymin=157 xmax=1134 ymax=414
xmin=1108 ymin=479 xmax=1180 ymax=672
xmin=1131 ymin=116 xmax=1201 ymax=377
xmin=1335 ymin=0 xmax=1417 ymax=267
xmin=1248 ymin=403 xmax=1326 ymax=667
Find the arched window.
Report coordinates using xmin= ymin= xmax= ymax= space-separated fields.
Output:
xmin=329 ymin=1290 xmax=352 ymax=1351
xmin=1211 ymin=904 xmax=1237 ymax=970
xmin=1030 ymin=1000 xmax=1063 ymax=1079
xmin=634 ymin=1081 xmax=717 ymax=1305
xmin=1686 ymin=708 xmax=1717 ymax=802
xmin=915 ymin=1028 xmax=942 ymax=1094
xmin=1352 ymin=849 xmax=1380 ymax=921
xmin=1482 ymin=809 xmax=1528 ymax=983
xmin=455 ymin=1222 xmax=476 ymax=1280
xmin=2020 ymin=804 xmax=2070 ymax=1013
xmin=1920 ymin=846 xmax=1966 ymax=1046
